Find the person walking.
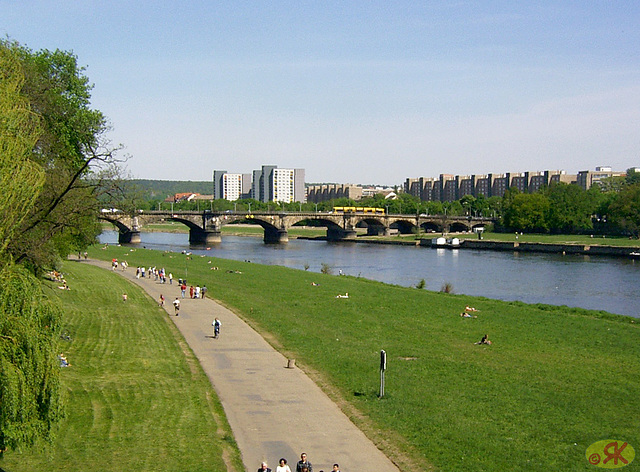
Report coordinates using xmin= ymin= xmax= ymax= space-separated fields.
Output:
xmin=276 ymin=458 xmax=292 ymax=472
xmin=257 ymin=462 xmax=271 ymax=472
xmin=173 ymin=297 xmax=180 ymax=316
xmin=201 ymin=285 xmax=207 ymax=299
xmin=159 ymin=294 xmax=165 ymax=307
xmin=296 ymin=453 xmax=313 ymax=472
xmin=213 ymin=318 xmax=221 ymax=339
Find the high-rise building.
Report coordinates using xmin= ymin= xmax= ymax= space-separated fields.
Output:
xmin=214 ymin=166 xmax=306 ymax=203
xmin=212 ymin=170 xmax=227 ymax=200
xmin=272 ymin=168 xmax=295 ymax=203
xmin=222 ymin=173 xmax=243 ymax=201
xmin=294 ymin=169 xmax=306 ymax=203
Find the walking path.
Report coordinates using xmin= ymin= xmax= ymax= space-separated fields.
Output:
xmin=87 ymin=260 xmax=401 ymax=472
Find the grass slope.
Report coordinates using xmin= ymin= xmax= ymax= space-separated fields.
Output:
xmin=1 ymin=261 xmax=243 ymax=472
xmin=82 ymin=247 xmax=640 ymax=471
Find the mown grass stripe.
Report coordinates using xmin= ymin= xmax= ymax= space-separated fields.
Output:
xmin=1 ymin=261 xmax=243 ymax=472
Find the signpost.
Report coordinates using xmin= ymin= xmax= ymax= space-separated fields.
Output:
xmin=379 ymin=350 xmax=387 ymax=398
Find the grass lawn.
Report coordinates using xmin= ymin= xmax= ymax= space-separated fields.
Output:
xmin=83 ymin=245 xmax=640 ymax=471
xmin=0 ymin=261 xmax=243 ymax=472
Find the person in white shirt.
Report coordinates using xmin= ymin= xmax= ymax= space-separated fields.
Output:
xmin=276 ymin=458 xmax=291 ymax=472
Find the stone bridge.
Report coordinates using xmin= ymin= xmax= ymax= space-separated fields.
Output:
xmin=100 ymin=210 xmax=494 ymax=245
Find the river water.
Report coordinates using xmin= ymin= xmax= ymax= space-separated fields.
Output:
xmin=99 ymin=230 xmax=640 ymax=318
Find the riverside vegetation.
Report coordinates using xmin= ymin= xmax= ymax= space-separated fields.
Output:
xmin=0 ymin=261 xmax=244 ymax=472
xmin=75 ymin=245 xmax=638 ymax=471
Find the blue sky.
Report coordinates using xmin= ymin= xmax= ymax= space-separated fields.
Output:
xmin=2 ymin=1 xmax=639 ymax=184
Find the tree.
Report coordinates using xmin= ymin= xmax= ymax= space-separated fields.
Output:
xmin=1 ymin=40 xmax=125 ymax=270
xmin=0 ymin=42 xmax=63 ymax=456
xmin=0 ymin=43 xmax=45 ymax=267
xmin=607 ymin=183 xmax=640 ymax=238
xmin=0 ymin=266 xmax=64 ymax=455
xmin=502 ymin=192 xmax=550 ymax=233
xmin=544 ymin=183 xmax=596 ymax=233
xmin=626 ymin=168 xmax=640 ymax=186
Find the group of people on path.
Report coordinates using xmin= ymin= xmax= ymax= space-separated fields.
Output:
xmin=258 ymin=453 xmax=341 ymax=472
xmin=135 ymin=265 xmax=172 ymax=284
xmin=179 ymin=282 xmax=207 ymax=299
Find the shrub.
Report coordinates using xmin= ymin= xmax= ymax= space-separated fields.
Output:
xmin=320 ymin=263 xmax=332 ymax=275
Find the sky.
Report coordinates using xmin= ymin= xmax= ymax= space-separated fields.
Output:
xmin=2 ymin=1 xmax=639 ymax=185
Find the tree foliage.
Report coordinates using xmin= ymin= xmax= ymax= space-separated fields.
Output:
xmin=0 ymin=266 xmax=63 ymax=455
xmin=606 ymin=183 xmax=640 ymax=238
xmin=543 ymin=183 xmax=595 ymax=234
xmin=0 ymin=44 xmax=45 ymax=267
xmin=502 ymin=192 xmax=550 ymax=233
xmin=1 ymin=39 xmax=125 ymax=270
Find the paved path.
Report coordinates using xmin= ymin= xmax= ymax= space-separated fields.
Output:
xmin=87 ymin=260 xmax=401 ymax=472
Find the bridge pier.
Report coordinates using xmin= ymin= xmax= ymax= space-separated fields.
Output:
xmin=366 ymin=225 xmax=389 ymax=236
xmin=264 ymin=228 xmax=289 ymax=244
xmin=327 ymin=228 xmax=357 ymax=241
xmin=189 ymin=229 xmax=222 ymax=245
xmin=119 ymin=230 xmax=141 ymax=244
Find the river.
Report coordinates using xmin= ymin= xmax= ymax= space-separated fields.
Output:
xmin=99 ymin=231 xmax=640 ymax=318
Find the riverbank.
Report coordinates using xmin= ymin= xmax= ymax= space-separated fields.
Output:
xmin=298 ymin=235 xmax=640 ymax=258
xmin=442 ymin=238 xmax=640 ymax=258
xmin=84 ymin=245 xmax=640 ymax=471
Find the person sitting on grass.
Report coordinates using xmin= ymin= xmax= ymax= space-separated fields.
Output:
xmin=460 ymin=312 xmax=477 ymax=318
xmin=475 ymin=334 xmax=492 ymax=345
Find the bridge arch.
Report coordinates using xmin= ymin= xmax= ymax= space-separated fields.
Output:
xmin=449 ymin=221 xmax=471 ymax=233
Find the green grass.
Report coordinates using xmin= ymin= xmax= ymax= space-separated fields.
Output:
xmin=1 ymin=261 xmax=243 ymax=472
xmin=83 ymin=245 xmax=640 ymax=471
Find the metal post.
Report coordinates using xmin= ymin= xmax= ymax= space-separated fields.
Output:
xmin=379 ymin=350 xmax=386 ymax=398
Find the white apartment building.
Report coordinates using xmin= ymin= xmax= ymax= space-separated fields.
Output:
xmin=272 ymin=168 xmax=295 ymax=203
xmin=222 ymin=173 xmax=243 ymax=201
